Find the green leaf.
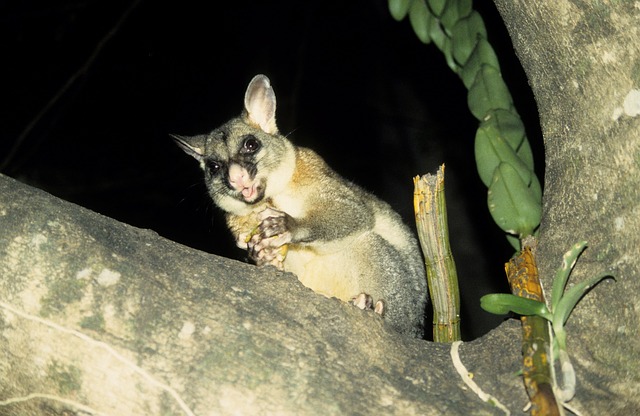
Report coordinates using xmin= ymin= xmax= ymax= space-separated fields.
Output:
xmin=492 ymin=109 xmax=526 ymax=150
xmin=429 ymin=17 xmax=447 ymax=51
xmin=516 ymin=133 xmax=535 ymax=172
xmin=505 ymin=234 xmax=521 ymax=250
xmin=474 ymin=116 xmax=532 ymax=188
xmin=481 ymin=293 xmax=552 ymax=320
xmin=468 ymin=65 xmax=514 ymax=120
xmin=459 ymin=38 xmax=500 ymax=89
xmin=440 ymin=0 xmax=472 ymax=30
xmin=409 ymin=0 xmax=432 ymax=44
xmin=441 ymin=37 xmax=459 ymax=73
xmin=555 ymin=272 xmax=613 ymax=326
xmin=529 ymin=172 xmax=543 ymax=203
xmin=427 ymin=0 xmax=446 ymax=16
xmin=451 ymin=11 xmax=487 ymax=66
xmin=389 ymin=0 xmax=412 ymax=21
xmin=550 ymin=241 xmax=588 ymax=312
xmin=488 ymin=163 xmax=542 ymax=236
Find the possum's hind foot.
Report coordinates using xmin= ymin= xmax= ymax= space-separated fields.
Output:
xmin=351 ymin=293 xmax=385 ymax=317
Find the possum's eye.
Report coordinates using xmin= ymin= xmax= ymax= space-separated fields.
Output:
xmin=205 ymin=160 xmax=221 ymax=176
xmin=241 ymin=135 xmax=261 ymax=154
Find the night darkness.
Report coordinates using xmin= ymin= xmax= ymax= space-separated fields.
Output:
xmin=1 ymin=0 xmax=541 ymax=339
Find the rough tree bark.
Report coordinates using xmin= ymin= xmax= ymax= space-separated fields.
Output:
xmin=0 ymin=173 xmax=525 ymax=415
xmin=1 ymin=1 xmax=639 ymax=415
xmin=493 ymin=1 xmax=640 ymax=414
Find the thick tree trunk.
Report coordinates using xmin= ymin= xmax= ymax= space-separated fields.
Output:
xmin=493 ymin=1 xmax=640 ymax=415
xmin=0 ymin=173 xmax=525 ymax=415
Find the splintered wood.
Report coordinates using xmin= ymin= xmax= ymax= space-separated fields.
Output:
xmin=413 ymin=165 xmax=460 ymax=342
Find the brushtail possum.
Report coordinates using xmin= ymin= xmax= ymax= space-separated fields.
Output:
xmin=173 ymin=74 xmax=427 ymax=337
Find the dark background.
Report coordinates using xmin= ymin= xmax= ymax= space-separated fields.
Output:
xmin=0 ymin=0 xmax=541 ymax=339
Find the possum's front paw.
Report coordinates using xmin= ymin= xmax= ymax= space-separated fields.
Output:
xmin=257 ymin=208 xmax=291 ymax=237
xmin=249 ymin=245 xmax=287 ymax=269
xmin=246 ymin=207 xmax=292 ymax=269
xmin=252 ymin=208 xmax=293 ymax=247
xmin=351 ymin=293 xmax=385 ymax=316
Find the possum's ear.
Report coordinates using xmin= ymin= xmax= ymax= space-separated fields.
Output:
xmin=243 ymin=74 xmax=278 ymax=134
xmin=171 ymin=134 xmax=205 ymax=161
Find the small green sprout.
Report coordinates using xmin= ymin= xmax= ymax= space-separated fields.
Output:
xmin=480 ymin=241 xmax=614 ymax=402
